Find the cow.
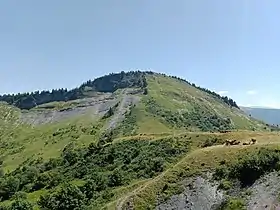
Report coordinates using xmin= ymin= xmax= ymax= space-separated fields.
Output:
xmin=224 ymin=139 xmax=240 ymax=146
xmin=250 ymin=138 xmax=257 ymax=145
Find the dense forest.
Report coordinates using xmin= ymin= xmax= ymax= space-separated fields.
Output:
xmin=0 ymin=71 xmax=238 ymax=110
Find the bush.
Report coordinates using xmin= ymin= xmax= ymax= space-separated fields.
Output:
xmin=213 ymin=166 xmax=228 ymax=180
xmin=229 ymin=149 xmax=280 ymax=186
xmin=18 ymin=166 xmax=39 ymax=189
xmin=218 ymin=179 xmax=233 ymax=191
xmin=0 ymin=168 xmax=4 ymax=178
xmin=38 ymin=183 xmax=86 ymax=210
xmin=201 ymin=137 xmax=219 ymax=147
xmin=80 ymin=179 xmax=97 ymax=200
xmin=108 ymin=168 xmax=125 ymax=187
xmin=1 ymin=136 xmax=189 ymax=207
xmin=214 ymin=148 xmax=280 ymax=187
xmin=44 ymin=158 xmax=62 ymax=171
xmin=218 ymin=198 xmax=246 ymax=210
xmin=10 ymin=199 xmax=33 ymax=210
xmin=62 ymin=148 xmax=80 ymax=166
xmin=33 ymin=172 xmax=51 ymax=190
xmin=0 ymin=176 xmax=20 ymax=200
xmin=88 ymin=173 xmax=108 ymax=191
xmin=12 ymin=191 xmax=28 ymax=200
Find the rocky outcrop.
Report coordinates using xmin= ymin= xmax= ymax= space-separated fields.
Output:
xmin=156 ymin=174 xmax=224 ymax=210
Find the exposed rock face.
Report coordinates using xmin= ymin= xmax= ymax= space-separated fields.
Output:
xmin=105 ymin=93 xmax=140 ymax=131
xmin=247 ymin=171 xmax=280 ymax=210
xmin=19 ymin=90 xmax=140 ymax=126
xmin=20 ymin=93 xmax=116 ymax=125
xmin=156 ymin=171 xmax=280 ymax=210
xmin=156 ymin=174 xmax=224 ymax=210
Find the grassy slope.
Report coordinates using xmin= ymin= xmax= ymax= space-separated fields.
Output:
xmin=122 ymin=74 xmax=265 ymax=136
xmin=0 ymin=73 xmax=274 ymax=209
xmin=0 ymin=104 xmax=107 ymax=173
xmin=2 ymin=130 xmax=280 ymax=209
xmin=105 ymin=74 xmax=279 ymax=209
xmin=114 ymin=131 xmax=280 ymax=210
xmin=0 ymin=103 xmax=108 ymax=209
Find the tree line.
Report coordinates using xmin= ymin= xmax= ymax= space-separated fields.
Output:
xmin=0 ymin=71 xmax=147 ymax=110
xmin=0 ymin=71 xmax=238 ymax=110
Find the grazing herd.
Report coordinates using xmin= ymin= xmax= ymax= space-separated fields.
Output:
xmin=224 ymin=138 xmax=257 ymax=146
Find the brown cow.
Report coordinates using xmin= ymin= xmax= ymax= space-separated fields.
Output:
xmin=232 ymin=140 xmax=240 ymax=145
xmin=250 ymin=138 xmax=257 ymax=145
xmin=224 ymin=139 xmax=240 ymax=146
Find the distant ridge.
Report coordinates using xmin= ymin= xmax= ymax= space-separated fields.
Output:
xmin=241 ymin=106 xmax=280 ymax=125
xmin=243 ymin=106 xmax=280 ymax=109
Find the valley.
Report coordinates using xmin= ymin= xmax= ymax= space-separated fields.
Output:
xmin=1 ymin=71 xmax=280 ymax=210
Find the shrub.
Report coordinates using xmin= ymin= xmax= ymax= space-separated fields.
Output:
xmin=108 ymin=168 xmax=125 ymax=187
xmin=218 ymin=198 xmax=246 ymax=210
xmin=12 ymin=191 xmax=28 ymax=200
xmin=10 ymin=199 xmax=33 ymax=210
xmin=80 ymin=179 xmax=97 ymax=200
xmin=0 ymin=205 xmax=8 ymax=210
xmin=0 ymin=168 xmax=4 ymax=178
xmin=218 ymin=179 xmax=233 ymax=191
xmin=38 ymin=183 xmax=86 ymax=210
xmin=201 ymin=137 xmax=219 ymax=147
xmin=213 ymin=166 xmax=228 ymax=180
xmin=0 ymin=176 xmax=20 ymax=200
xmin=228 ymin=149 xmax=280 ymax=186
xmin=214 ymin=148 xmax=280 ymax=187
xmin=1 ymin=136 xmax=189 ymax=207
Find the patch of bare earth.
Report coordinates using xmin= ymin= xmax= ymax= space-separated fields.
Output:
xmin=247 ymin=171 xmax=280 ymax=210
xmin=156 ymin=174 xmax=224 ymax=210
xmin=20 ymin=93 xmax=117 ymax=125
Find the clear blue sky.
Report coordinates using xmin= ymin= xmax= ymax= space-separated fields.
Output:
xmin=0 ymin=0 xmax=279 ymax=107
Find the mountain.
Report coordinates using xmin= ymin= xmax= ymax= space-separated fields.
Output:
xmin=0 ymin=71 xmax=279 ymax=210
xmin=241 ymin=106 xmax=280 ymax=126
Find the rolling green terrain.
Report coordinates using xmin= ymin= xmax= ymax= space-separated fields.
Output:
xmin=0 ymin=71 xmax=279 ymax=210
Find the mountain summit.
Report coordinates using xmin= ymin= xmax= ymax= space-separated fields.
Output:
xmin=0 ymin=71 xmax=264 ymax=132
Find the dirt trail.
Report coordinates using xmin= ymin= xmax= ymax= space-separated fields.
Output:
xmin=116 ymin=141 xmax=280 ymax=210
xmin=115 ymin=145 xmax=223 ymax=210
xmin=116 ymin=155 xmax=190 ymax=210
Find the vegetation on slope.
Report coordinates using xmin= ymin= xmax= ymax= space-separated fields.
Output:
xmin=0 ymin=71 xmax=146 ymax=110
xmin=103 ymin=72 xmax=264 ymax=138
xmin=0 ymin=71 xmax=238 ymax=111
xmin=214 ymin=147 xmax=280 ymax=187
xmin=145 ymin=71 xmax=239 ymax=109
xmin=0 ymin=71 xmax=273 ymax=210
xmin=0 ymin=137 xmax=190 ymax=209
xmin=118 ymin=142 xmax=280 ymax=209
xmin=140 ymin=74 xmax=264 ymax=132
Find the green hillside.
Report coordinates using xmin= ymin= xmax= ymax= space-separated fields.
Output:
xmin=140 ymin=73 xmax=264 ymax=131
xmin=0 ymin=71 xmax=277 ymax=210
